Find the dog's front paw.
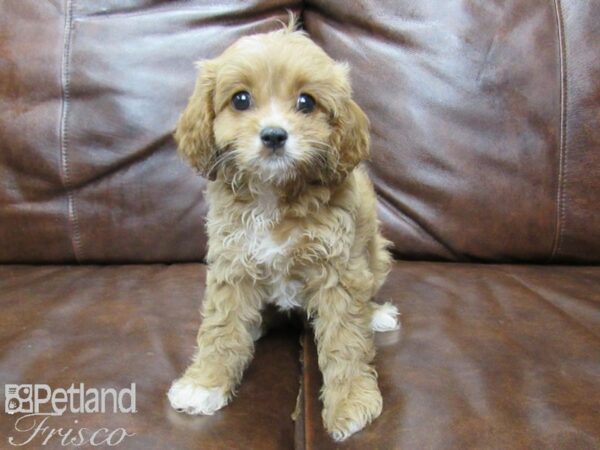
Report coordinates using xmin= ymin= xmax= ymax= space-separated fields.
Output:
xmin=167 ymin=378 xmax=229 ymax=415
xmin=323 ymin=376 xmax=383 ymax=441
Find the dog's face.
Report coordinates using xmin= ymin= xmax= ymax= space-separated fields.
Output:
xmin=175 ymin=27 xmax=369 ymax=186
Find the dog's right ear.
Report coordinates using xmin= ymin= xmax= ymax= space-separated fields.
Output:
xmin=174 ymin=61 xmax=218 ymax=180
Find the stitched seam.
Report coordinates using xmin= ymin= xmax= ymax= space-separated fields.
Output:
xmin=550 ymin=0 xmax=567 ymax=260
xmin=59 ymin=0 xmax=83 ymax=262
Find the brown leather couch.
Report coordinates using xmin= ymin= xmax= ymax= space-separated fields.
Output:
xmin=1 ymin=1 xmax=599 ymax=449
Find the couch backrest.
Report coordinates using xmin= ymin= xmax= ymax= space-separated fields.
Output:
xmin=1 ymin=0 xmax=598 ymax=263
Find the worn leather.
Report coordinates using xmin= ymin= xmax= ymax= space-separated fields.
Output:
xmin=1 ymin=262 xmax=598 ymax=449
xmin=553 ymin=0 xmax=600 ymax=262
xmin=0 ymin=264 xmax=301 ymax=450
xmin=299 ymin=261 xmax=600 ymax=449
xmin=1 ymin=1 xmax=599 ymax=449
xmin=305 ymin=0 xmax=600 ymax=263
xmin=0 ymin=0 xmax=299 ymax=263
xmin=2 ymin=0 xmax=599 ymax=263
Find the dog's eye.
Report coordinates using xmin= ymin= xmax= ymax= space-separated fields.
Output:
xmin=296 ymin=93 xmax=316 ymax=114
xmin=232 ymin=91 xmax=251 ymax=111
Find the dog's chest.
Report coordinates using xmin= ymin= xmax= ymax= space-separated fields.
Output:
xmin=241 ymin=193 xmax=302 ymax=310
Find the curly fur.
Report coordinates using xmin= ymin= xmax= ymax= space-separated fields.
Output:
xmin=169 ymin=17 xmax=396 ymax=441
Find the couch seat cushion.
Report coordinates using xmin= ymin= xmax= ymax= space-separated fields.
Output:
xmin=0 ymin=264 xmax=300 ymax=450
xmin=299 ymin=262 xmax=600 ymax=449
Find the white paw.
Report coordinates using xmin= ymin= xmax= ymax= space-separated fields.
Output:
xmin=371 ymin=301 xmax=400 ymax=332
xmin=331 ymin=419 xmax=364 ymax=442
xmin=167 ymin=379 xmax=228 ymax=415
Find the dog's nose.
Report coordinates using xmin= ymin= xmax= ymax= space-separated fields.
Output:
xmin=260 ymin=127 xmax=288 ymax=150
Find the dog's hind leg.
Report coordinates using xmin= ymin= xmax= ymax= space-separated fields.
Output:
xmin=368 ymin=232 xmax=392 ymax=296
xmin=367 ymin=233 xmax=399 ymax=332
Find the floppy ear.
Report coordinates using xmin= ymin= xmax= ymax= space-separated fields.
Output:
xmin=174 ymin=61 xmax=218 ymax=180
xmin=330 ymin=98 xmax=370 ymax=180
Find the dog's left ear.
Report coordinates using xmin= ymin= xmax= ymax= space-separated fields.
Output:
xmin=174 ymin=60 xmax=219 ymax=180
xmin=330 ymin=98 xmax=370 ymax=180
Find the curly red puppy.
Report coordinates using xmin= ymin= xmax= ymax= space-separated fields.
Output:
xmin=168 ymin=18 xmax=398 ymax=441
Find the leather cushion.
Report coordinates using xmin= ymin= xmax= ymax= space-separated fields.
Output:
xmin=299 ymin=261 xmax=600 ymax=449
xmin=1 ymin=0 xmax=598 ymax=263
xmin=305 ymin=0 xmax=600 ymax=263
xmin=0 ymin=1 xmax=299 ymax=263
xmin=0 ymin=264 xmax=301 ymax=450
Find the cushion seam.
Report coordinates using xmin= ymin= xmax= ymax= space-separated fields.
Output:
xmin=550 ymin=0 xmax=568 ymax=261
xmin=59 ymin=0 xmax=83 ymax=262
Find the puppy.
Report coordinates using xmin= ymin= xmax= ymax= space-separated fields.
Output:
xmin=168 ymin=19 xmax=399 ymax=441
